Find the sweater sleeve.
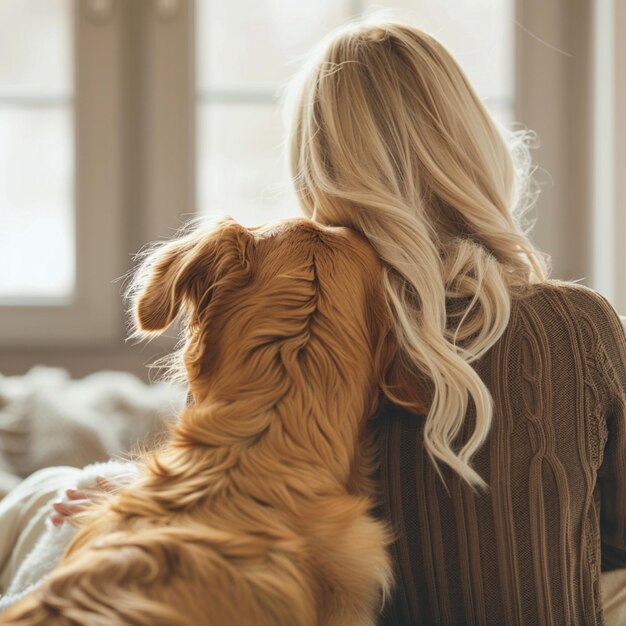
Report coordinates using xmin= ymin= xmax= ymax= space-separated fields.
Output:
xmin=589 ymin=293 xmax=626 ymax=572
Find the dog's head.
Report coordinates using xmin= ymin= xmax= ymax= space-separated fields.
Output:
xmin=130 ymin=217 xmax=396 ymax=418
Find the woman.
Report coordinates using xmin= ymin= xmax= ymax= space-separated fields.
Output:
xmin=280 ymin=16 xmax=626 ymax=626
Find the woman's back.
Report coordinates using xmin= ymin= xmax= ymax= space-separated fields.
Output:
xmin=375 ymin=280 xmax=626 ymax=626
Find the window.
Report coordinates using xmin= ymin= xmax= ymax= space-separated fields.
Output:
xmin=1 ymin=0 xmax=617 ymax=373
xmin=195 ymin=0 xmax=515 ymax=226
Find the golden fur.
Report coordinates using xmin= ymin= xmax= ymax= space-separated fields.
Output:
xmin=0 ymin=218 xmax=397 ymax=626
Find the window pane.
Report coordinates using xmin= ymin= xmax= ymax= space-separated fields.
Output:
xmin=197 ymin=103 xmax=299 ymax=225
xmin=197 ymin=0 xmax=353 ymax=91
xmin=0 ymin=0 xmax=72 ymax=97
xmin=0 ymin=107 xmax=74 ymax=300
xmin=0 ymin=0 xmax=74 ymax=301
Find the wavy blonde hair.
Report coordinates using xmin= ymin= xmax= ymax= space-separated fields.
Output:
xmin=281 ymin=17 xmax=549 ymax=492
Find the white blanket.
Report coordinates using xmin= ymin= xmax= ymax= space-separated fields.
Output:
xmin=0 ymin=366 xmax=185 ymax=610
xmin=0 ymin=366 xmax=186 ymax=497
xmin=0 ymin=460 xmax=138 ymax=610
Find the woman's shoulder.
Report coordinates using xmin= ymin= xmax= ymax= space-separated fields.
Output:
xmin=510 ymin=278 xmax=626 ymax=341
xmin=512 ymin=278 xmax=615 ymax=313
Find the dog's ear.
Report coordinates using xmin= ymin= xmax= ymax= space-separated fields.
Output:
xmin=130 ymin=219 xmax=254 ymax=335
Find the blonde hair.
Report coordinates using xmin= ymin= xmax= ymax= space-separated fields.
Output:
xmin=281 ymin=16 xmax=549 ymax=492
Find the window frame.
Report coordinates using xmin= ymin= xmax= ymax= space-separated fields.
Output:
xmin=613 ymin=0 xmax=626 ymax=313
xmin=0 ymin=0 xmax=194 ymax=349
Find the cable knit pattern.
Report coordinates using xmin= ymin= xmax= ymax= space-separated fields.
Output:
xmin=374 ymin=280 xmax=626 ymax=626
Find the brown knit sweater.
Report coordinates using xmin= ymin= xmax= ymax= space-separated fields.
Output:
xmin=373 ymin=280 xmax=626 ymax=626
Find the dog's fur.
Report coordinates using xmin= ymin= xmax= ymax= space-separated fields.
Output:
xmin=0 ymin=218 xmax=397 ymax=626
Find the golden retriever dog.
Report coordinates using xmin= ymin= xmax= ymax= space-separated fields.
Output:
xmin=0 ymin=218 xmax=396 ymax=626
